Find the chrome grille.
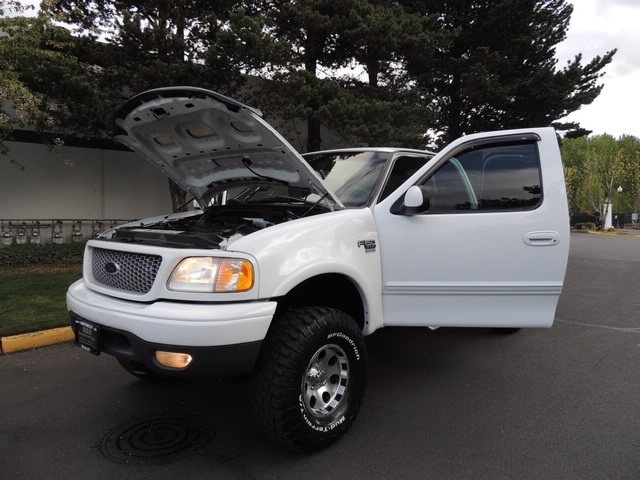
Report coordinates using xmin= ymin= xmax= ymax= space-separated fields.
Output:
xmin=91 ymin=247 xmax=162 ymax=294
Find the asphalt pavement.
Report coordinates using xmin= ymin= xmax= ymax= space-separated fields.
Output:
xmin=1 ymin=232 xmax=639 ymax=479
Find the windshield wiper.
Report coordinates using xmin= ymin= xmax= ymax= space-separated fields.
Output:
xmin=249 ymin=193 xmax=330 ymax=216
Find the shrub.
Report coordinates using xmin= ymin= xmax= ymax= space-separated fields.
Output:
xmin=574 ymin=222 xmax=596 ymax=231
xmin=0 ymin=243 xmax=84 ymax=267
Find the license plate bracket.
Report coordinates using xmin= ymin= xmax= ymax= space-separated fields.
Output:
xmin=73 ymin=318 xmax=100 ymax=355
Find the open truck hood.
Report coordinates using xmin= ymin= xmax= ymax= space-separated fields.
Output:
xmin=113 ymin=87 xmax=342 ymax=209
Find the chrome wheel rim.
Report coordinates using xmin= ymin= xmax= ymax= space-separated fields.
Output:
xmin=302 ymin=344 xmax=349 ymax=418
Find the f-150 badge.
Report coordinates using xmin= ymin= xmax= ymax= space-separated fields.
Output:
xmin=357 ymin=240 xmax=376 ymax=253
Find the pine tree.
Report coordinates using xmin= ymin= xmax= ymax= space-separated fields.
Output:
xmin=250 ymin=0 xmax=438 ymax=150
xmin=403 ymin=0 xmax=616 ymax=145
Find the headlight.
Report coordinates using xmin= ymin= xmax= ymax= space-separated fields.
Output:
xmin=167 ymin=257 xmax=254 ymax=293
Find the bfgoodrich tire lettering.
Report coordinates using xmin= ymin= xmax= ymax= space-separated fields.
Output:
xmin=252 ymin=306 xmax=367 ymax=452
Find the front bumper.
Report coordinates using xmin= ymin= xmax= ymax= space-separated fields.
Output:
xmin=67 ymin=280 xmax=277 ymax=376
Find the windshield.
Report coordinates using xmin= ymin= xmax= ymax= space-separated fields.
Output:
xmin=201 ymin=180 xmax=332 ymax=214
xmin=227 ymin=184 xmax=315 ymax=204
xmin=303 ymin=151 xmax=389 ymax=207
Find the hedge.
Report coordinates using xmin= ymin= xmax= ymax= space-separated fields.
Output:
xmin=0 ymin=243 xmax=84 ymax=267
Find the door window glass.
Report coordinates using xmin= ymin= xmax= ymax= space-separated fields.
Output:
xmin=424 ymin=142 xmax=541 ymax=213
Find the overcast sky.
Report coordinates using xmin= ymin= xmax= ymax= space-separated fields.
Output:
xmin=556 ymin=0 xmax=640 ymax=138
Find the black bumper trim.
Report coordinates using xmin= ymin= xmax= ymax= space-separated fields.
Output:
xmin=69 ymin=312 xmax=262 ymax=378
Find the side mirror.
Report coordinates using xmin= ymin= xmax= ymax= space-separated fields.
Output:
xmin=404 ymin=186 xmax=426 ymax=208
xmin=391 ymin=185 xmax=431 ymax=215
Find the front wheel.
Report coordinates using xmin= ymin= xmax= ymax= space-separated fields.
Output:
xmin=117 ymin=358 xmax=165 ymax=381
xmin=252 ymin=307 xmax=367 ymax=452
xmin=492 ymin=327 xmax=521 ymax=334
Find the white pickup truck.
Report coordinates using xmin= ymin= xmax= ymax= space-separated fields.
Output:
xmin=67 ymin=87 xmax=569 ymax=452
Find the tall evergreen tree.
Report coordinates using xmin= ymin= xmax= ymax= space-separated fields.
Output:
xmin=245 ymin=0 xmax=359 ymax=151
xmin=44 ymin=0 xmax=256 ymax=95
xmin=250 ymin=0 xmax=440 ymax=150
xmin=403 ymin=0 xmax=616 ymax=145
xmin=2 ymin=0 xmax=621 ymax=159
xmin=323 ymin=0 xmax=439 ymax=148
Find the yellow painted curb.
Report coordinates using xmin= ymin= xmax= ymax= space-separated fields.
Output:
xmin=1 ymin=326 xmax=74 ymax=354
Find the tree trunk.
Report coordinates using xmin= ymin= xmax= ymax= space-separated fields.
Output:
xmin=307 ymin=115 xmax=322 ymax=152
xmin=446 ymin=72 xmax=464 ymax=144
xmin=304 ymin=30 xmax=322 ymax=152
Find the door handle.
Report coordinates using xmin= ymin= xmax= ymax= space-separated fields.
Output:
xmin=523 ymin=231 xmax=560 ymax=246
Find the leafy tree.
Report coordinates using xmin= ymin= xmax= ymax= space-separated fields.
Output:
xmin=562 ymin=134 xmax=640 ymax=226
xmin=0 ymin=2 xmax=114 ymax=162
xmin=0 ymin=3 xmax=43 ymax=161
xmin=403 ymin=0 xmax=616 ymax=146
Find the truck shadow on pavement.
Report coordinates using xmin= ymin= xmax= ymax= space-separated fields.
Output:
xmin=91 ymin=326 xmax=518 ymax=466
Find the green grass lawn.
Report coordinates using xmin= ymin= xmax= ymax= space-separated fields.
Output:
xmin=0 ymin=265 xmax=82 ymax=336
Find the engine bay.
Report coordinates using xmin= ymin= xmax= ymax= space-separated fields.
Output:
xmin=110 ymin=204 xmax=323 ymax=249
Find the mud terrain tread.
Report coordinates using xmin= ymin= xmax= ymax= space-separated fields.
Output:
xmin=252 ymin=306 xmax=366 ymax=452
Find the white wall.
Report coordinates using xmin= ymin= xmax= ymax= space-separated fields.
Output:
xmin=0 ymin=119 xmax=355 ymax=245
xmin=0 ymin=141 xmax=172 ymax=244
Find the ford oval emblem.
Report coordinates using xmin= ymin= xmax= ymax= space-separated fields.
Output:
xmin=105 ymin=262 xmax=120 ymax=274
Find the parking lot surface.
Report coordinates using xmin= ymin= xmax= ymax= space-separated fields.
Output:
xmin=1 ymin=232 xmax=639 ymax=479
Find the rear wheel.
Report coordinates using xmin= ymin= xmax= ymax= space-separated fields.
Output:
xmin=252 ymin=307 xmax=367 ymax=452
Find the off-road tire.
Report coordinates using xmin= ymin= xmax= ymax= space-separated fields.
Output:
xmin=492 ymin=327 xmax=521 ymax=334
xmin=252 ymin=307 xmax=367 ymax=452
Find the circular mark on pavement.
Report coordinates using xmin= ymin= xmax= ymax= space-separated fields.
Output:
xmin=101 ymin=413 xmax=213 ymax=465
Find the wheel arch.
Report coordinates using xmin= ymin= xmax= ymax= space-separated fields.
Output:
xmin=272 ymin=273 xmax=367 ymax=330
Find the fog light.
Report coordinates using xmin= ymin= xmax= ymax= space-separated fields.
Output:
xmin=154 ymin=351 xmax=193 ymax=369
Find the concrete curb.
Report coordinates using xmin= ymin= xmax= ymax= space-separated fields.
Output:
xmin=583 ymin=229 xmax=640 ymax=236
xmin=0 ymin=326 xmax=74 ymax=354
